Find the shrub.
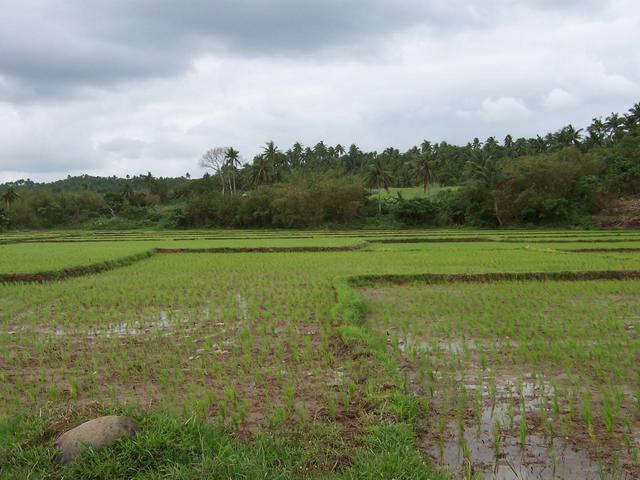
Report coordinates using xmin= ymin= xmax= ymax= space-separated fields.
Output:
xmin=0 ymin=207 xmax=10 ymax=231
xmin=389 ymin=197 xmax=438 ymax=225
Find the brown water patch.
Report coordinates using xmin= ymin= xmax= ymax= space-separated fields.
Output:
xmin=412 ymin=365 xmax=640 ymax=479
xmin=421 ymin=380 xmax=634 ymax=479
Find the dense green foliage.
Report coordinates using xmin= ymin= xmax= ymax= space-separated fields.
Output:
xmin=1 ymin=102 xmax=638 ymax=229
xmin=178 ymin=172 xmax=368 ymax=228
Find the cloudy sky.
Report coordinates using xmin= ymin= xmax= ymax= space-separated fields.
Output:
xmin=0 ymin=0 xmax=639 ymax=182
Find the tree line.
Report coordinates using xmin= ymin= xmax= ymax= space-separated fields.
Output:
xmin=1 ymin=102 xmax=638 ymax=230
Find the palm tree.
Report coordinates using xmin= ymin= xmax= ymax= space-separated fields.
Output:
xmin=121 ymin=182 xmax=134 ymax=203
xmin=469 ymin=153 xmax=505 ymax=226
xmin=483 ymin=136 xmax=498 ymax=149
xmin=288 ymin=142 xmax=305 ymax=169
xmin=623 ymin=113 xmax=638 ymax=131
xmin=365 ymin=155 xmax=394 ymax=214
xmin=627 ymin=102 xmax=640 ymax=128
xmin=605 ymin=113 xmax=624 ymax=140
xmin=503 ymin=134 xmax=513 ymax=150
xmin=225 ymin=147 xmax=241 ymax=193
xmin=251 ymin=154 xmax=274 ymax=186
xmin=312 ymin=141 xmax=329 ymax=170
xmin=513 ymin=137 xmax=529 ymax=156
xmin=411 ymin=151 xmax=436 ymax=195
xmin=1 ymin=187 xmax=19 ymax=208
xmin=531 ymin=135 xmax=547 ymax=154
xmin=565 ymin=124 xmax=583 ymax=146
xmin=553 ymin=125 xmax=583 ymax=148
xmin=504 ymin=134 xmax=514 ymax=156
xmin=587 ymin=118 xmax=605 ymax=146
xmin=263 ymin=141 xmax=286 ymax=176
xmin=345 ymin=144 xmax=362 ymax=172
xmin=544 ymin=132 xmax=555 ymax=150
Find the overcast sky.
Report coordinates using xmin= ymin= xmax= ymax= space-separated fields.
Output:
xmin=0 ymin=0 xmax=639 ymax=182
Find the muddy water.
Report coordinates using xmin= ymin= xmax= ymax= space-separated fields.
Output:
xmin=5 ymin=305 xmax=237 ymax=339
xmin=236 ymin=292 xmax=249 ymax=322
xmin=425 ymin=403 xmax=613 ymax=479
xmin=399 ymin=336 xmax=637 ymax=479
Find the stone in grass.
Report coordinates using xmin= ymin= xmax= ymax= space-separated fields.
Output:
xmin=56 ymin=415 xmax=140 ymax=464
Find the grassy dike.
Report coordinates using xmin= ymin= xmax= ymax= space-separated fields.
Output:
xmin=331 ymin=276 xmax=447 ymax=479
xmin=0 ymin=249 xmax=158 ymax=283
xmin=0 ymin=275 xmax=445 ymax=479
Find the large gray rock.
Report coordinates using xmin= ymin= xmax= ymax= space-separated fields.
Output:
xmin=56 ymin=415 xmax=140 ymax=464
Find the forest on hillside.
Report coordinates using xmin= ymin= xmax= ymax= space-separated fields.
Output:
xmin=1 ymin=102 xmax=639 ymax=230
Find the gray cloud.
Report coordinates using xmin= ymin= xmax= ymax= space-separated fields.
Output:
xmin=1 ymin=0 xmax=434 ymax=100
xmin=0 ymin=0 xmax=639 ymax=181
xmin=0 ymin=0 xmax=613 ymax=100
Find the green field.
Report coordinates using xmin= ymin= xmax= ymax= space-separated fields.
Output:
xmin=1 ymin=229 xmax=639 ymax=479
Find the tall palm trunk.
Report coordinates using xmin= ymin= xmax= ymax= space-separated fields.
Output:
xmin=492 ymin=194 xmax=502 ymax=226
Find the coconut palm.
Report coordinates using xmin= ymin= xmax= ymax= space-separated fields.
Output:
xmin=627 ymin=102 xmax=640 ymax=127
xmin=553 ymin=125 xmax=583 ymax=148
xmin=605 ymin=113 xmax=624 ymax=140
xmin=365 ymin=155 xmax=394 ymax=214
xmin=484 ymin=136 xmax=498 ymax=149
xmin=1 ymin=187 xmax=19 ymax=208
xmin=263 ymin=141 xmax=288 ymax=174
xmin=587 ymin=118 xmax=606 ymax=146
xmin=251 ymin=154 xmax=274 ymax=186
xmin=503 ymin=134 xmax=513 ymax=150
xmin=411 ymin=151 xmax=436 ymax=195
xmin=565 ymin=124 xmax=583 ymax=146
xmin=121 ymin=182 xmax=134 ymax=203
xmin=345 ymin=144 xmax=362 ymax=172
xmin=531 ymin=135 xmax=547 ymax=154
xmin=469 ymin=153 xmax=505 ymax=226
xmin=225 ymin=147 xmax=241 ymax=193
xmin=289 ymin=142 xmax=305 ymax=169
xmin=623 ymin=104 xmax=640 ymax=131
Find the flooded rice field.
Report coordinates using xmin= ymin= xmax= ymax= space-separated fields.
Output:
xmin=420 ymin=371 xmax=633 ymax=479
xmin=363 ymin=280 xmax=640 ymax=479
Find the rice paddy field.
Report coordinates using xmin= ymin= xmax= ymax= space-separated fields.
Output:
xmin=1 ymin=229 xmax=639 ymax=479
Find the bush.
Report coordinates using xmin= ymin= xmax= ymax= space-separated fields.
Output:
xmin=0 ymin=207 xmax=10 ymax=231
xmin=389 ymin=197 xmax=438 ymax=225
xmin=178 ymin=172 xmax=367 ymax=229
xmin=177 ymin=193 xmax=219 ymax=227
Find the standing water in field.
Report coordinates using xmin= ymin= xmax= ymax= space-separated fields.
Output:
xmin=363 ymin=280 xmax=640 ymax=479
xmin=420 ymin=373 xmax=635 ymax=479
xmin=425 ymin=400 xmax=616 ymax=479
xmin=236 ymin=292 xmax=250 ymax=322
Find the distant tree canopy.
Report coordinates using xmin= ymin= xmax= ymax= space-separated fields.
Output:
xmin=1 ymin=101 xmax=639 ymax=229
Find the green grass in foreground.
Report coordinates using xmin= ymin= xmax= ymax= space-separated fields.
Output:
xmin=1 ymin=414 xmax=439 ymax=480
